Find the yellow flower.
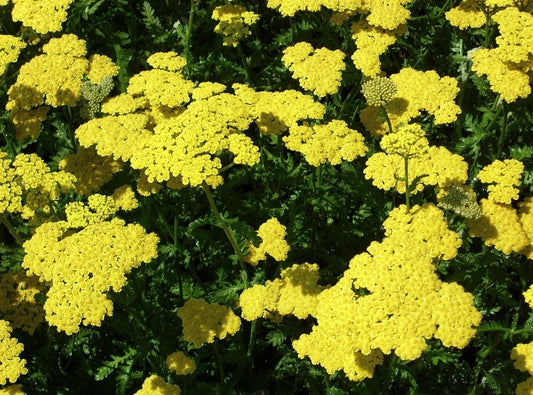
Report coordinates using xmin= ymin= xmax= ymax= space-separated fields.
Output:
xmin=282 ymin=42 xmax=346 ymax=96
xmin=477 ymin=159 xmax=524 ymax=203
xmin=212 ymin=5 xmax=259 ymax=47
xmin=177 ymin=298 xmax=241 ymax=348
xmin=85 ymin=54 xmax=119 ymax=84
xmin=11 ymin=0 xmax=75 ymax=34
xmin=380 ymin=123 xmax=429 ymax=158
xmin=361 ymin=76 xmax=397 ymax=107
xmin=166 ymin=351 xmax=196 ymax=375
xmin=0 ymin=319 xmax=27 ymax=385
xmin=283 ymin=120 xmax=367 ymax=166
xmin=134 ymin=375 xmax=180 ymax=395
xmin=0 ymin=269 xmax=45 ymax=335
xmin=245 ymin=218 xmax=290 ymax=265
xmin=0 ymin=35 xmax=26 ymax=76
xmin=22 ymin=218 xmax=159 ymax=334
xmin=147 ymin=52 xmax=187 ymax=72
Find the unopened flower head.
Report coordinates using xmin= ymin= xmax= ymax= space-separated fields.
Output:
xmin=361 ymin=76 xmax=397 ymax=107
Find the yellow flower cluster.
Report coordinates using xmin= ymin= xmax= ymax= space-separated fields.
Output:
xmin=147 ymin=52 xmax=187 ymax=72
xmin=361 ymin=76 xmax=397 ymax=107
xmin=177 ymin=298 xmax=241 ymax=348
xmin=7 ymin=34 xmax=88 ymax=139
xmin=212 ymin=5 xmax=259 ymax=47
xmin=134 ymin=375 xmax=180 ymax=395
xmin=0 ymin=151 xmax=76 ymax=222
xmin=76 ymin=58 xmax=264 ymax=192
xmin=86 ymin=54 xmax=120 ymax=85
xmin=0 ymin=35 xmax=26 ymax=76
xmin=0 ymin=269 xmax=45 ymax=335
xmin=11 ymin=0 xmax=74 ymax=34
xmin=233 ymin=83 xmax=325 ymax=135
xmin=379 ymin=123 xmax=429 ymax=158
xmin=470 ymin=7 xmax=533 ymax=102
xmin=446 ymin=0 xmax=525 ymax=30
xmin=64 ymin=186 xmax=137 ymax=228
xmin=245 ymin=218 xmax=290 ymax=265
xmin=467 ymin=198 xmax=531 ymax=255
xmin=292 ymin=204 xmax=480 ymax=381
xmin=282 ymin=120 xmax=367 ymax=166
xmin=59 ymin=146 xmax=123 ymax=195
xmin=511 ymin=287 xmax=533 ymax=395
xmin=477 ymin=159 xmax=524 ymax=203
xmin=282 ymin=42 xmax=346 ymax=96
xmin=166 ymin=351 xmax=196 ymax=375
xmin=0 ymin=385 xmax=25 ymax=395
xmin=239 ymin=263 xmax=323 ymax=321
xmin=0 ymin=319 xmax=27 ymax=385
xmin=22 ymin=218 xmax=159 ymax=334
xmin=351 ymin=20 xmax=406 ymax=77
xmin=360 ymin=68 xmax=461 ymax=136
xmin=365 ymin=126 xmax=468 ymax=194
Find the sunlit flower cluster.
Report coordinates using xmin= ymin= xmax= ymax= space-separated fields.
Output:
xmin=0 ymin=151 xmax=76 ymax=223
xmin=10 ymin=0 xmax=75 ymax=34
xmin=76 ymin=57 xmax=264 ymax=191
xmin=511 ymin=286 xmax=533 ymax=394
xmin=166 ymin=351 xmax=196 ymax=375
xmin=351 ymin=20 xmax=406 ymax=77
xmin=239 ymin=262 xmax=323 ymax=321
xmin=177 ymin=298 xmax=241 ymax=348
xmin=212 ymin=5 xmax=259 ymax=47
xmin=283 ymin=120 xmax=367 ymax=166
xmin=0 ymin=269 xmax=45 ymax=335
xmin=292 ymin=204 xmax=480 ymax=380
xmin=22 ymin=217 xmax=158 ymax=334
xmin=282 ymin=42 xmax=346 ymax=96
xmin=233 ymin=83 xmax=325 ymax=135
xmin=477 ymin=159 xmax=524 ymax=203
xmin=469 ymin=7 xmax=533 ymax=102
xmin=7 ymin=34 xmax=88 ymax=139
xmin=364 ymin=126 xmax=467 ymax=194
xmin=360 ymin=68 xmax=461 ymax=136
xmin=0 ymin=319 xmax=27 ymax=385
xmin=134 ymin=375 xmax=180 ymax=395
xmin=0 ymin=35 xmax=26 ymax=76
xmin=245 ymin=218 xmax=290 ymax=265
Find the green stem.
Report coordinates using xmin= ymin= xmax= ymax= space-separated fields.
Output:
xmin=496 ymin=105 xmax=508 ymax=159
xmin=247 ymin=320 xmax=257 ymax=357
xmin=212 ymin=342 xmax=225 ymax=384
xmin=0 ymin=214 xmax=23 ymax=246
xmin=201 ymin=181 xmax=248 ymax=283
xmin=184 ymin=0 xmax=196 ymax=74
xmin=403 ymin=156 xmax=410 ymax=213
xmin=380 ymin=105 xmax=394 ymax=135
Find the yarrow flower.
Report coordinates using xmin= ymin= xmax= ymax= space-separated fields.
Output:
xmin=283 ymin=120 xmax=367 ymax=166
xmin=212 ymin=5 xmax=259 ymax=47
xmin=292 ymin=204 xmax=480 ymax=380
xmin=22 ymin=217 xmax=158 ymax=334
xmin=437 ymin=185 xmax=482 ymax=220
xmin=134 ymin=375 xmax=180 ymax=395
xmin=245 ymin=218 xmax=290 ymax=265
xmin=0 ymin=35 xmax=26 ymax=76
xmin=282 ymin=42 xmax=346 ymax=96
xmin=11 ymin=0 xmax=75 ymax=34
xmin=0 ymin=269 xmax=45 ymax=335
xmin=166 ymin=351 xmax=196 ymax=375
xmin=59 ymin=146 xmax=123 ymax=195
xmin=239 ymin=263 xmax=323 ymax=321
xmin=477 ymin=159 xmax=524 ymax=203
xmin=177 ymin=298 xmax=241 ymax=348
xmin=0 ymin=319 xmax=27 ymax=385
xmin=511 ymin=286 xmax=533 ymax=394
xmin=360 ymin=68 xmax=461 ymax=136
xmin=361 ymin=76 xmax=397 ymax=107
